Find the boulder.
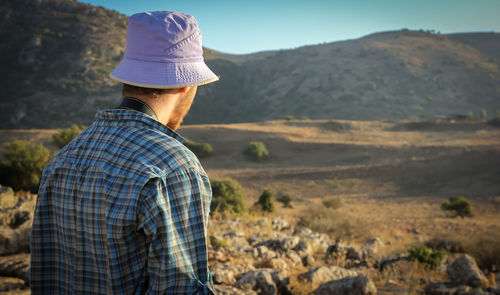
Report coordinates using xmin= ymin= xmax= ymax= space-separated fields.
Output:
xmin=313 ymin=275 xmax=377 ymax=295
xmin=257 ymin=235 xmax=301 ymax=252
xmin=447 ymin=254 xmax=488 ymax=287
xmin=214 ymin=285 xmax=258 ymax=295
xmin=0 ymin=276 xmax=26 ymax=292
xmin=0 ymin=253 xmax=30 ymax=283
xmin=423 ymin=282 xmax=481 ymax=295
xmin=235 ymin=269 xmax=288 ymax=295
xmin=284 ymin=251 xmax=302 ymax=267
xmin=267 ymin=258 xmax=289 ymax=270
xmin=211 ymin=263 xmax=255 ymax=285
xmin=302 ymin=254 xmax=316 ymax=267
xmin=293 ymin=227 xmax=331 ymax=252
xmin=254 ymin=245 xmax=278 ymax=260
xmin=271 ymin=217 xmax=292 ymax=232
xmin=299 ymin=266 xmax=358 ymax=289
xmin=0 ymin=186 xmax=18 ymax=209
xmin=293 ymin=240 xmax=313 ymax=258
xmin=0 ymin=195 xmax=35 ymax=255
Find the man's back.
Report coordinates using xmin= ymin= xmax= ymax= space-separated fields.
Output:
xmin=30 ymin=109 xmax=214 ymax=294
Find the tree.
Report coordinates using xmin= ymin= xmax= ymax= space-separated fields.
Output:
xmin=254 ymin=189 xmax=275 ymax=213
xmin=277 ymin=194 xmax=293 ymax=208
xmin=210 ymin=178 xmax=246 ymax=215
xmin=441 ymin=196 xmax=472 ymax=218
xmin=466 ymin=111 xmax=475 ymax=121
xmin=244 ymin=141 xmax=269 ymax=161
xmin=0 ymin=140 xmax=52 ymax=192
xmin=52 ymin=124 xmax=86 ymax=148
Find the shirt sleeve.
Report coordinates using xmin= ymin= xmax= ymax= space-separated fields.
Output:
xmin=136 ymin=166 xmax=214 ymax=294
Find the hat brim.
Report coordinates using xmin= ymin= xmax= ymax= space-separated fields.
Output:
xmin=110 ymin=58 xmax=219 ymax=89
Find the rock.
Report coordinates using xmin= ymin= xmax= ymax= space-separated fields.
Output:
xmin=0 ymin=195 xmax=36 ymax=255
xmin=268 ymin=258 xmax=288 ymax=270
xmin=365 ymin=237 xmax=384 ymax=248
xmin=271 ymin=218 xmax=292 ymax=232
xmin=293 ymin=227 xmax=331 ymax=253
xmin=235 ymin=269 xmax=288 ymax=295
xmin=258 ymin=235 xmax=301 ymax=252
xmin=248 ymin=232 xmax=266 ymax=246
xmin=214 ymin=285 xmax=258 ymax=295
xmin=423 ymin=282 xmax=480 ymax=295
xmin=345 ymin=246 xmax=363 ymax=261
xmin=284 ymin=251 xmax=302 ymax=267
xmin=0 ymin=253 xmax=30 ymax=283
xmin=0 ymin=277 xmax=26 ymax=292
xmin=313 ymin=275 xmax=377 ymax=295
xmin=485 ymin=286 xmax=500 ymax=295
xmin=447 ymin=254 xmax=488 ymax=287
xmin=254 ymin=246 xmax=278 ymax=260
xmin=302 ymin=254 xmax=316 ymax=267
xmin=0 ymin=186 xmax=18 ymax=209
xmin=293 ymin=240 xmax=313 ymax=258
xmin=380 ymin=259 xmax=414 ymax=276
xmin=299 ymin=266 xmax=358 ymax=289
xmin=211 ymin=263 xmax=256 ymax=285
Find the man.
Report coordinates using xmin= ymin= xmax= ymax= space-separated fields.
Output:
xmin=30 ymin=11 xmax=218 ymax=294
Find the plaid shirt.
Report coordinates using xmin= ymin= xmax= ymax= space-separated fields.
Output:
xmin=30 ymin=109 xmax=215 ymax=294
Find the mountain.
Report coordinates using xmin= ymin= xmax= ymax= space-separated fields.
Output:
xmin=1 ymin=0 xmax=499 ymax=128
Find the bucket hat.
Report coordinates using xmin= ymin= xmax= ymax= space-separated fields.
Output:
xmin=110 ymin=11 xmax=219 ymax=89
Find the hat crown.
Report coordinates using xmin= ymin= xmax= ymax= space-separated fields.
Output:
xmin=125 ymin=11 xmax=203 ymax=62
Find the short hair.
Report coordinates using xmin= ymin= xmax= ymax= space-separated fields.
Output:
xmin=122 ymin=84 xmax=168 ymax=98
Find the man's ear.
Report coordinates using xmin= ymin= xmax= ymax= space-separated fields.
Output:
xmin=164 ymin=87 xmax=188 ymax=94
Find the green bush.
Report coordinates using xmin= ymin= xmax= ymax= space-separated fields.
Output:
xmin=407 ymin=245 xmax=448 ymax=269
xmin=244 ymin=141 xmax=269 ymax=161
xmin=184 ymin=140 xmax=213 ymax=158
xmin=0 ymin=140 xmax=52 ymax=192
xmin=210 ymin=236 xmax=230 ymax=248
xmin=254 ymin=189 xmax=275 ymax=213
xmin=284 ymin=115 xmax=295 ymax=121
xmin=52 ymin=124 xmax=86 ymax=148
xmin=277 ymin=194 xmax=293 ymax=208
xmin=441 ymin=196 xmax=472 ymax=218
xmin=210 ymin=178 xmax=246 ymax=215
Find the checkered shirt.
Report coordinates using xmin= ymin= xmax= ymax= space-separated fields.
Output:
xmin=30 ymin=109 xmax=215 ymax=294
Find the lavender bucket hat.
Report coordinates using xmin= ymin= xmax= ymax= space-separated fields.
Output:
xmin=110 ymin=11 xmax=219 ymax=88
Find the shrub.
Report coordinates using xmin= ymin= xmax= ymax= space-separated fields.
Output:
xmin=52 ymin=124 xmax=86 ymax=148
xmin=244 ymin=141 xmax=269 ymax=161
xmin=441 ymin=196 xmax=472 ymax=218
xmin=210 ymin=178 xmax=246 ymax=215
xmin=284 ymin=115 xmax=295 ymax=121
xmin=322 ymin=197 xmax=342 ymax=209
xmin=254 ymin=189 xmax=275 ymax=213
xmin=0 ymin=140 xmax=52 ymax=192
xmin=184 ymin=140 xmax=213 ymax=158
xmin=407 ymin=245 xmax=448 ymax=269
xmin=210 ymin=236 xmax=230 ymax=248
xmin=277 ymin=194 xmax=293 ymax=208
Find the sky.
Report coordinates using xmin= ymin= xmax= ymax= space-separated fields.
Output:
xmin=80 ymin=0 xmax=500 ymax=54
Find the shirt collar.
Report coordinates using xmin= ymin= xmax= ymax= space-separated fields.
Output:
xmin=95 ymin=109 xmax=187 ymax=144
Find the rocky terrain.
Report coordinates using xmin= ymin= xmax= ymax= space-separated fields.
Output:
xmin=1 ymin=0 xmax=500 ymax=128
xmin=0 ymin=185 xmax=498 ymax=294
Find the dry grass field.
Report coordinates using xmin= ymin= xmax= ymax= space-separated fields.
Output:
xmin=179 ymin=119 xmax=500 ymax=262
xmin=1 ymin=118 xmax=500 ymax=292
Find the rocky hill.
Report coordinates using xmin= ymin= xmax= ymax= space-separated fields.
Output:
xmin=1 ymin=0 xmax=500 ymax=128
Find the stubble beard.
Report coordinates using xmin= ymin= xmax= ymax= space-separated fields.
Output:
xmin=167 ymin=86 xmax=197 ymax=130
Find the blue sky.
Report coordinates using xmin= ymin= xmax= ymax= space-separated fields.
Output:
xmin=80 ymin=0 xmax=500 ymax=54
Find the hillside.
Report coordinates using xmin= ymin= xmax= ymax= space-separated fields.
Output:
xmin=1 ymin=0 xmax=500 ymax=128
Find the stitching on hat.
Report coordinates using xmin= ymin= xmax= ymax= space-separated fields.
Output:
xmin=165 ymin=30 xmax=201 ymax=53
